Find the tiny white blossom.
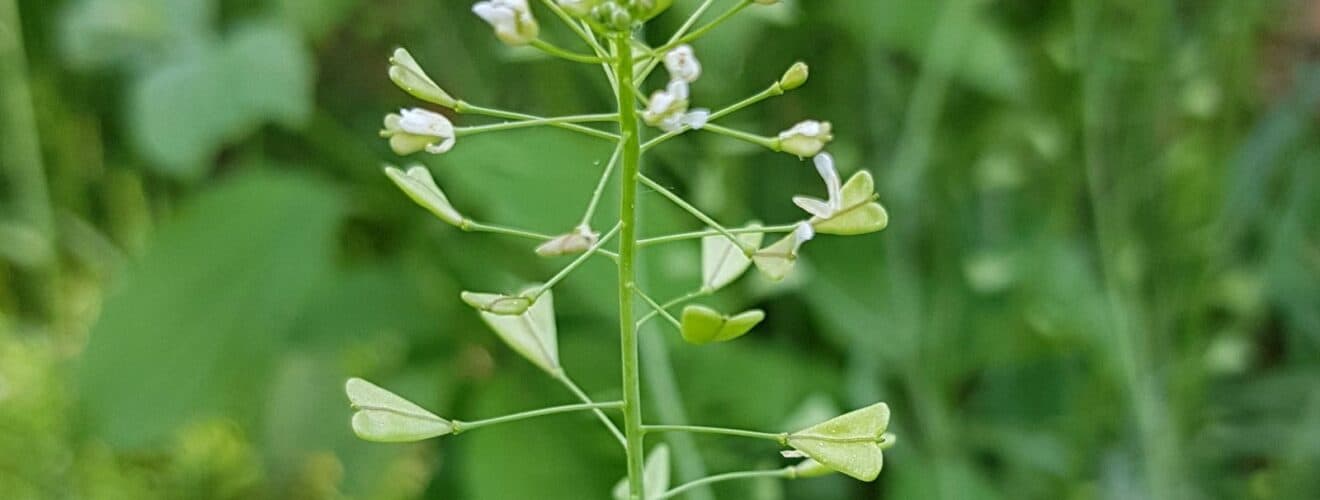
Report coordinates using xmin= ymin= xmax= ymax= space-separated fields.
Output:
xmin=778 ymin=120 xmax=834 ymax=158
xmin=473 ymin=0 xmax=539 ymax=46
xmin=382 ymin=108 xmax=456 ymax=155
xmin=793 ymin=153 xmax=843 ymax=219
xmin=683 ymin=108 xmax=710 ymax=130
xmin=643 ymin=80 xmax=690 ymax=132
xmin=663 ymin=45 xmax=702 ymax=83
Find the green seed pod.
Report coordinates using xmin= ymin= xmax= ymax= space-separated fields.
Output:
xmin=346 ymin=378 xmax=453 ymax=442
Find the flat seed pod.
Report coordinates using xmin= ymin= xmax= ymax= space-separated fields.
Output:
xmin=612 ymin=444 xmax=671 ymax=500
xmin=346 ymin=378 xmax=452 ymax=442
xmin=812 ymin=171 xmax=888 ymax=236
xmin=680 ymin=305 xmax=765 ymax=345
xmin=701 ymin=225 xmax=763 ymax=291
xmin=472 ymin=288 xmax=560 ymax=375
xmin=752 ymin=232 xmax=802 ymax=281
xmin=460 ymin=291 xmax=533 ymax=315
xmin=384 ymin=165 xmax=464 ymax=227
xmin=786 ymin=403 xmax=891 ymax=482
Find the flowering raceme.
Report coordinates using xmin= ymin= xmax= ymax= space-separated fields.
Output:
xmin=350 ymin=2 xmax=896 ymax=497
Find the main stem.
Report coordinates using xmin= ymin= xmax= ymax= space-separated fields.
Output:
xmin=613 ymin=32 xmax=647 ymax=500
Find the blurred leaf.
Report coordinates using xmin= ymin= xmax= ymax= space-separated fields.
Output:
xmin=78 ymin=170 xmax=342 ymax=449
xmin=60 ymin=0 xmax=214 ymax=69
xmin=130 ymin=23 xmax=313 ymax=176
xmin=830 ymin=0 xmax=1026 ymax=97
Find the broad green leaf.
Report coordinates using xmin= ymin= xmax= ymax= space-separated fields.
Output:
xmin=473 ymin=288 xmax=560 ymax=374
xmin=59 ymin=0 xmax=214 ymax=69
xmin=346 ymin=378 xmax=452 ymax=442
xmin=701 ymin=225 xmax=763 ymax=291
xmin=787 ymin=403 xmax=892 ymax=482
xmin=679 ymin=305 xmax=765 ymax=345
xmin=77 ymin=171 xmax=342 ymax=448
xmin=130 ymin=23 xmax=312 ymax=176
xmin=613 ymin=444 xmax=671 ymax=500
xmin=385 ymin=165 xmax=465 ymax=227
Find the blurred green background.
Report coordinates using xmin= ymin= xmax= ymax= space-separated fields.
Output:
xmin=2 ymin=0 xmax=1319 ymax=498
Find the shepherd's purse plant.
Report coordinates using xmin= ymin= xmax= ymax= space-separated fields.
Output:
xmin=347 ymin=1 xmax=896 ymax=497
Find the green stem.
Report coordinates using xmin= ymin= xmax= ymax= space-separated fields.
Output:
xmin=637 ymin=174 xmax=752 ymax=254
xmin=613 ymin=32 xmax=648 ymax=500
xmin=660 ymin=0 xmax=754 ymax=53
xmin=657 ymin=468 xmax=793 ymax=500
xmin=633 ymin=288 xmax=683 ymax=331
xmin=637 ymin=224 xmax=798 ymax=248
xmin=535 ymin=0 xmax=618 ymax=91
xmin=456 ymin=113 xmax=617 ymax=135
xmin=641 ymin=82 xmax=784 ymax=151
xmin=531 ymin=223 xmax=623 ymax=297
xmin=463 ymin=221 xmax=620 ymax=260
xmin=530 ymin=38 xmax=607 ymax=63
xmin=636 ymin=288 xmax=709 ymax=329
xmin=580 ymin=144 xmax=623 ymax=227
xmin=701 ymin=123 xmax=780 ymax=150
xmin=555 ymin=373 xmax=627 ymax=446
xmin=454 ymin=101 xmax=619 ymax=141
xmin=453 ymin=401 xmax=623 ymax=433
xmin=642 ymin=425 xmax=787 ymax=445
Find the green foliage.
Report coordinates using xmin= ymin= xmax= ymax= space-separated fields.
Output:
xmin=78 ymin=171 xmax=342 ymax=448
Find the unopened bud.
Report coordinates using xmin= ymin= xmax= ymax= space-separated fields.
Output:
xmin=779 ymin=62 xmax=809 ymax=90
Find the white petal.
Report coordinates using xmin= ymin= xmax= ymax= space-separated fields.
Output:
xmin=682 ymin=109 xmax=710 ymax=130
xmin=793 ymin=196 xmax=833 ymax=219
xmin=814 ymin=153 xmax=843 ymax=211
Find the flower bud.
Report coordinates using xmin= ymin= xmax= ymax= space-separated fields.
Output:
xmin=473 ymin=0 xmax=540 ymax=46
xmin=779 ymin=62 xmax=809 ymax=90
xmin=389 ymin=48 xmax=455 ymax=108
xmin=384 ymin=165 xmax=465 ymax=227
xmin=663 ymin=44 xmax=701 ymax=83
xmin=777 ymin=120 xmax=833 ymax=158
xmin=381 ymin=109 xmax=456 ymax=155
xmin=535 ymin=225 xmax=599 ymax=257
xmin=790 ymin=459 xmax=836 ymax=479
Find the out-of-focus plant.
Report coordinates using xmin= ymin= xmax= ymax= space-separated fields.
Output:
xmin=346 ymin=0 xmax=895 ymax=496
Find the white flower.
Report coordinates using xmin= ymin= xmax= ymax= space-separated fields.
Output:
xmin=663 ymin=44 xmax=702 ymax=83
xmin=473 ymin=0 xmax=539 ymax=46
xmin=643 ymin=80 xmax=709 ymax=132
xmin=778 ymin=120 xmax=834 ymax=158
xmin=793 ymin=153 xmax=843 ymax=219
xmin=381 ymin=108 xmax=456 ymax=155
